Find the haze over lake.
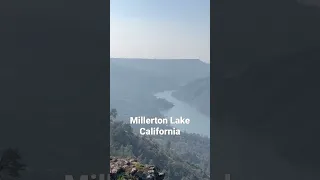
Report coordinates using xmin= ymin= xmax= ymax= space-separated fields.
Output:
xmin=154 ymin=90 xmax=210 ymax=137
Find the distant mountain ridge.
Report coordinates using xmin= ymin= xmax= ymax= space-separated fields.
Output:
xmin=110 ymin=58 xmax=210 ymax=118
xmin=111 ymin=58 xmax=210 ymax=85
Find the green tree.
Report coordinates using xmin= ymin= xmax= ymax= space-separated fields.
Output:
xmin=110 ymin=108 xmax=118 ymax=121
xmin=123 ymin=145 xmax=133 ymax=157
xmin=122 ymin=123 xmax=132 ymax=134
xmin=110 ymin=109 xmax=118 ymax=146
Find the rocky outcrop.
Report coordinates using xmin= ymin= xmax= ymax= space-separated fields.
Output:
xmin=110 ymin=157 xmax=165 ymax=180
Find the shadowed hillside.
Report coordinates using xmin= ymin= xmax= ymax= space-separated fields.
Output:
xmin=172 ymin=77 xmax=210 ymax=117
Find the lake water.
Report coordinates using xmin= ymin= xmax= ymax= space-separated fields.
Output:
xmin=154 ymin=90 xmax=210 ymax=137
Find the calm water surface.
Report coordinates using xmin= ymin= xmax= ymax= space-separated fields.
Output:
xmin=154 ymin=90 xmax=210 ymax=137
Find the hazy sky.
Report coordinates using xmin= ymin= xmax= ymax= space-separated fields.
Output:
xmin=110 ymin=0 xmax=210 ymax=63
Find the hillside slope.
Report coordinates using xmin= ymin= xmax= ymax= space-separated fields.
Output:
xmin=172 ymin=77 xmax=210 ymax=117
xmin=110 ymin=118 xmax=210 ymax=180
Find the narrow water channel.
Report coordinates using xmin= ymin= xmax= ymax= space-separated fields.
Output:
xmin=154 ymin=90 xmax=210 ymax=137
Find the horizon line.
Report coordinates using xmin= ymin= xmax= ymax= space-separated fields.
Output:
xmin=110 ymin=57 xmax=210 ymax=63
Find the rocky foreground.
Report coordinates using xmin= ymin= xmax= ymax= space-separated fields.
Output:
xmin=110 ymin=157 xmax=165 ymax=180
